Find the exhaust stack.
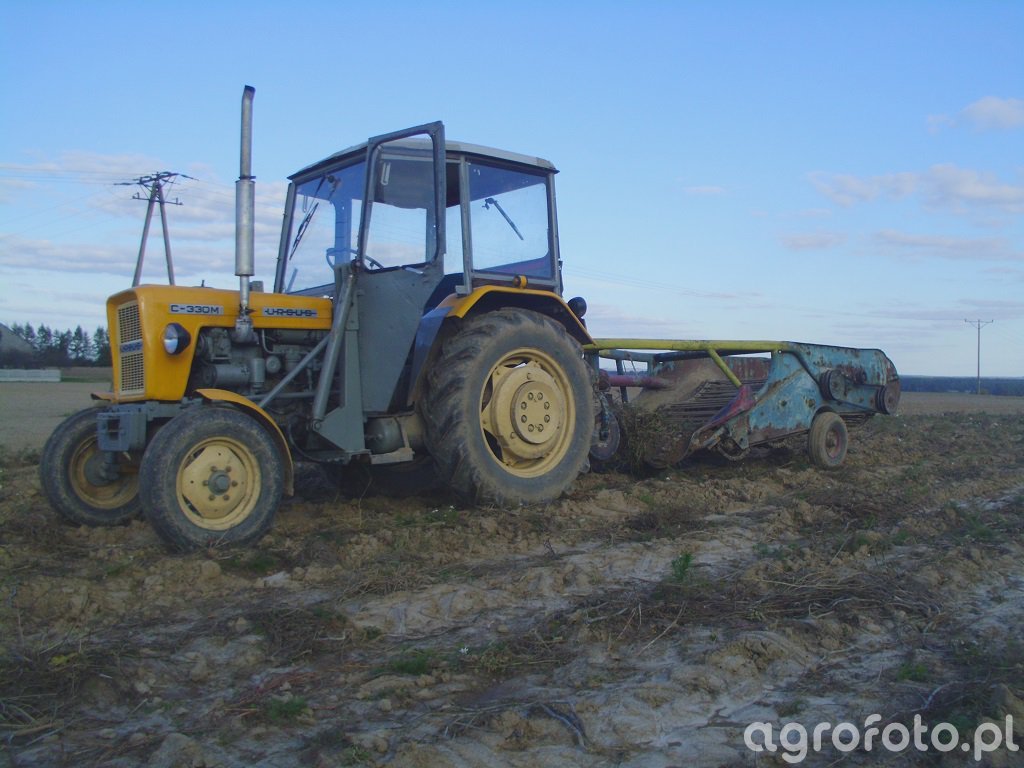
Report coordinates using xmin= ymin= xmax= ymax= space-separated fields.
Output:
xmin=234 ymin=86 xmax=256 ymax=340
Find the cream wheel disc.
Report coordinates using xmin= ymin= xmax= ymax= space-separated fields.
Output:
xmin=479 ymin=349 xmax=576 ymax=478
xmin=177 ymin=437 xmax=261 ymax=530
xmin=70 ymin=439 xmax=139 ymax=509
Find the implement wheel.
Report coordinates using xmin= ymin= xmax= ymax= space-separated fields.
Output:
xmin=422 ymin=309 xmax=594 ymax=505
xmin=40 ymin=407 xmax=141 ymax=526
xmin=807 ymin=411 xmax=848 ymax=469
xmin=140 ymin=406 xmax=283 ymax=551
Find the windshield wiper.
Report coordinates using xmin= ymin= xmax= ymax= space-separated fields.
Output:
xmin=484 ymin=197 xmax=524 ymax=241
xmin=289 ymin=201 xmax=319 ymax=258
xmin=290 ymin=176 xmax=332 ymax=257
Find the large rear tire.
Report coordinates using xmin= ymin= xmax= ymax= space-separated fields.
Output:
xmin=140 ymin=406 xmax=284 ymax=551
xmin=39 ymin=407 xmax=141 ymax=526
xmin=422 ymin=309 xmax=594 ymax=506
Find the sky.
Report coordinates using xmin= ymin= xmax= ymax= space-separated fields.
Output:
xmin=1 ymin=1 xmax=1022 ymax=377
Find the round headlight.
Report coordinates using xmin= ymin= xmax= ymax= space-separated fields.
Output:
xmin=162 ymin=323 xmax=192 ymax=355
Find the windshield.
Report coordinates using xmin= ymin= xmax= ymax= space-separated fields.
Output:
xmin=282 ymin=159 xmax=367 ymax=295
xmin=281 ymin=141 xmax=441 ymax=294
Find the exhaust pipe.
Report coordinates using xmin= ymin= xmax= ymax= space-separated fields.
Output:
xmin=234 ymin=86 xmax=256 ymax=341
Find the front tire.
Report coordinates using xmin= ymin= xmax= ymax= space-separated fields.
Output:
xmin=39 ymin=407 xmax=141 ymax=526
xmin=422 ymin=309 xmax=594 ymax=506
xmin=139 ymin=406 xmax=284 ymax=551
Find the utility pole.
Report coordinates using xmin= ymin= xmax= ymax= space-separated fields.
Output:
xmin=118 ymin=172 xmax=190 ymax=286
xmin=964 ymin=319 xmax=993 ymax=395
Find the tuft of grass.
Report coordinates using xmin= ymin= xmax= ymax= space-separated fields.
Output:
xmin=382 ymin=648 xmax=436 ymax=676
xmin=669 ymin=553 xmax=694 ymax=583
xmin=0 ymin=446 xmax=41 ymax=469
xmin=778 ymin=698 xmax=807 ymax=717
xmin=895 ymin=661 xmax=930 ymax=683
xmin=340 ymin=746 xmax=373 ymax=766
xmin=221 ymin=551 xmax=282 ymax=577
xmin=263 ymin=697 xmax=309 ymax=724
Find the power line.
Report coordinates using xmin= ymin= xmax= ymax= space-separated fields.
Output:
xmin=964 ymin=319 xmax=993 ymax=395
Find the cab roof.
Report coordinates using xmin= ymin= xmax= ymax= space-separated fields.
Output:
xmin=290 ymin=136 xmax=557 ymax=181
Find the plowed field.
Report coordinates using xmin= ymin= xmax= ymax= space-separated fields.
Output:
xmin=2 ymin=387 xmax=1023 ymax=767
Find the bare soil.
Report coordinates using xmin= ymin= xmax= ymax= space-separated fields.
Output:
xmin=2 ymin=390 xmax=1023 ymax=767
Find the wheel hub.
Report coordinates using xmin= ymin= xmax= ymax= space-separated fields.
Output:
xmin=486 ymin=362 xmax=566 ymax=461
xmin=180 ymin=445 xmax=248 ymax=521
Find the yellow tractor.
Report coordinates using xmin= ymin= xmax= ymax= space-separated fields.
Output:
xmin=40 ymin=87 xmax=597 ymax=550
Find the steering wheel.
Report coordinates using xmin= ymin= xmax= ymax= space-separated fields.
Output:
xmin=326 ymin=248 xmax=387 ymax=271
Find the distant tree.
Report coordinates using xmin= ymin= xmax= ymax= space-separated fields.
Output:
xmin=70 ymin=325 xmax=92 ymax=363
xmin=93 ymin=326 xmax=112 ymax=366
xmin=21 ymin=323 xmax=37 ymax=350
xmin=35 ymin=324 xmax=53 ymax=353
xmin=58 ymin=330 xmax=73 ymax=358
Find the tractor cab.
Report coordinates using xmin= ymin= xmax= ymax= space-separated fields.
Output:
xmin=269 ymin=122 xmax=587 ymax=463
xmin=274 ymin=123 xmax=563 ymax=307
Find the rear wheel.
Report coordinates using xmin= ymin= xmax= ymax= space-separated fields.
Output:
xmin=140 ymin=406 xmax=283 ymax=551
xmin=422 ymin=309 xmax=594 ymax=505
xmin=807 ymin=411 xmax=848 ymax=468
xmin=40 ymin=407 xmax=141 ymax=526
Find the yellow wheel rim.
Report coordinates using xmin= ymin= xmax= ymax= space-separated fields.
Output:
xmin=176 ymin=437 xmax=261 ymax=531
xmin=69 ymin=440 xmax=138 ymax=509
xmin=478 ymin=348 xmax=576 ymax=478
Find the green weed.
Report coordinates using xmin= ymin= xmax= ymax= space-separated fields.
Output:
xmin=263 ymin=697 xmax=309 ymax=723
xmin=670 ymin=553 xmax=694 ymax=583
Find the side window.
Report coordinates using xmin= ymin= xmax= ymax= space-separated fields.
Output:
xmin=468 ymin=162 xmax=552 ymax=279
xmin=364 ymin=144 xmax=438 ymax=269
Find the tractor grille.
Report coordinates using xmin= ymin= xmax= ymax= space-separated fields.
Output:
xmin=116 ymin=301 xmax=145 ymax=396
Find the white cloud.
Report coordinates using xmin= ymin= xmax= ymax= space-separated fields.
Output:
xmin=872 ymin=229 xmax=1022 ymax=262
xmin=810 ymin=165 xmax=1024 ymax=216
xmin=928 ymin=96 xmax=1024 ymax=133
xmin=961 ymin=97 xmax=1024 ymax=131
xmin=778 ymin=232 xmax=846 ymax=251
xmin=808 ymin=172 xmax=916 ymax=206
xmin=921 ymin=164 xmax=1024 ymax=214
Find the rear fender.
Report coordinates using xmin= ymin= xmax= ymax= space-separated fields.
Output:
xmin=194 ymin=388 xmax=294 ymax=496
xmin=406 ymin=286 xmax=593 ymax=405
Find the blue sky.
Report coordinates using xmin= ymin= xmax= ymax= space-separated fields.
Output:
xmin=1 ymin=1 xmax=1022 ymax=376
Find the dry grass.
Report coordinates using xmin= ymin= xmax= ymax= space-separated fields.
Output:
xmin=0 ymin=632 xmax=123 ymax=744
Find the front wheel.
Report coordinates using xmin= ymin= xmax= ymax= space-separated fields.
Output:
xmin=807 ymin=411 xmax=848 ymax=469
xmin=139 ymin=407 xmax=284 ymax=551
xmin=39 ymin=407 xmax=141 ymax=526
xmin=422 ymin=309 xmax=594 ymax=506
